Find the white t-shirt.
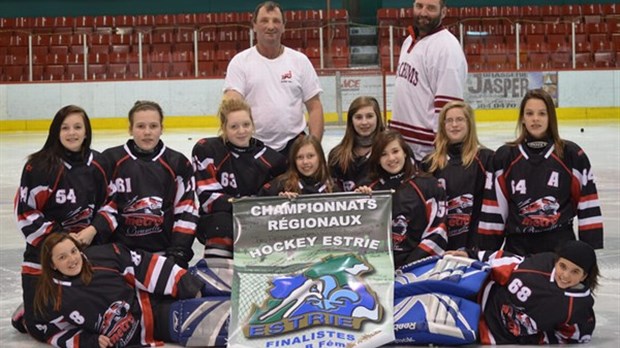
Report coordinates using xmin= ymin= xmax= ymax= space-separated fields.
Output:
xmin=223 ymin=46 xmax=323 ymax=151
xmin=391 ymin=28 xmax=468 ymax=161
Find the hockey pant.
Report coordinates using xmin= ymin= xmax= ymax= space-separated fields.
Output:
xmin=188 ymin=257 xmax=233 ymax=296
xmin=197 ymin=212 xmax=234 ymax=258
xmin=393 ymin=255 xmax=491 ymax=345
xmin=169 ymin=296 xmax=230 ymax=347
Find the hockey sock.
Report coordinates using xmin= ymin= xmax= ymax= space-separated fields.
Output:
xmin=203 ymin=237 xmax=233 ymax=259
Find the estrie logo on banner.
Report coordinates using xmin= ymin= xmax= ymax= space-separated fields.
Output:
xmin=229 ymin=192 xmax=395 ymax=348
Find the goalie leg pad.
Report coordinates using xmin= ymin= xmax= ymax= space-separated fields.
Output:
xmin=188 ymin=258 xmax=233 ymax=296
xmin=169 ymin=296 xmax=230 ymax=347
xmin=394 ymin=293 xmax=479 ymax=346
xmin=395 ymin=255 xmax=490 ymax=299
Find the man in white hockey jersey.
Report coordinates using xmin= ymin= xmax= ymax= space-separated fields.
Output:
xmin=390 ymin=0 xmax=467 ymax=161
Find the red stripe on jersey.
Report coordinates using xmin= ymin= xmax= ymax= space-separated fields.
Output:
xmin=101 ymin=211 xmax=116 ymax=231
xmin=138 ymin=291 xmax=160 ymax=345
xmin=208 ymin=237 xmax=233 ymax=247
xmin=478 ymin=227 xmax=503 ymax=236
xmin=196 ymin=177 xmax=219 ymax=189
xmin=407 ymin=180 xmax=429 ymax=216
xmin=94 ymin=266 xmax=121 ymax=274
xmin=206 ymin=161 xmax=218 ymax=177
xmin=497 ymin=174 xmax=509 ymax=203
xmin=50 ymin=166 xmax=64 ymax=192
xmin=114 ymin=155 xmax=131 ymax=176
xmin=513 ymin=269 xmax=550 ymax=277
xmin=418 ymin=242 xmax=435 ymax=256
xmin=504 ymin=153 xmax=524 ymax=177
xmin=474 ymin=154 xmax=487 ymax=173
xmin=491 ymin=264 xmax=518 ymax=286
xmin=32 ymin=224 xmax=55 ymax=247
xmin=34 ymin=189 xmax=52 ymax=211
xmin=173 ymin=226 xmax=195 ymax=235
xmin=216 ymin=153 xmax=231 ymax=169
xmin=565 ymin=297 xmax=574 ymax=324
xmin=158 ymin=157 xmax=176 ymax=178
xmin=259 ymin=156 xmax=273 ymax=168
xmin=479 ymin=317 xmax=493 ymax=344
xmin=580 ymin=222 xmax=603 ymax=231
xmin=570 ymin=175 xmax=581 ymax=211
xmin=172 ymin=269 xmax=187 ymax=298
xmin=17 ymin=209 xmax=38 ymax=223
xmin=483 ymin=199 xmax=498 ymax=207
xmin=123 ymin=273 xmax=136 ymax=288
xmin=177 ymin=199 xmax=195 ymax=208
xmin=21 ymin=265 xmax=42 ymax=275
xmin=579 ymin=193 xmax=599 ymax=203
xmin=143 ymin=255 xmax=159 ymax=289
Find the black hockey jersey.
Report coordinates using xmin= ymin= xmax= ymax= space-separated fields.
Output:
xmin=478 ymin=141 xmax=603 ymax=252
xmin=329 ymin=151 xmax=372 ymax=192
xmin=367 ymin=172 xmax=447 ymax=268
xmin=34 ymin=243 xmax=202 ymax=347
xmin=258 ymin=175 xmax=331 ymax=196
xmin=421 ymin=145 xmax=494 ymax=250
xmin=192 ymin=137 xmax=286 ymax=214
xmin=92 ymin=140 xmax=197 ymax=265
xmin=15 ymin=150 xmax=108 ymax=273
xmin=477 ymin=250 xmax=595 ymax=345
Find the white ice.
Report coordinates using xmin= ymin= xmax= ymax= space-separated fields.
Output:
xmin=1 ymin=121 xmax=618 ymax=347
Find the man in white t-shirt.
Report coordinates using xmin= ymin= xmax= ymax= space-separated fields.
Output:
xmin=391 ymin=0 xmax=467 ymax=161
xmin=223 ymin=1 xmax=324 ymax=156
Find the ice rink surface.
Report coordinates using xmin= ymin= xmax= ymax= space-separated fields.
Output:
xmin=1 ymin=120 xmax=618 ymax=347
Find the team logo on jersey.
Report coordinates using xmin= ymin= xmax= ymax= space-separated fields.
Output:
xmin=446 ymin=194 xmax=473 ymax=235
xmin=501 ymin=304 xmax=538 ymax=336
xmin=62 ymin=205 xmax=94 ymax=232
xmin=122 ymin=196 xmax=164 ymax=233
xmin=518 ymin=196 xmax=560 ymax=228
xmin=243 ymin=254 xmax=383 ymax=338
xmin=98 ymin=301 xmax=138 ymax=347
xmin=392 ymin=215 xmax=409 ymax=249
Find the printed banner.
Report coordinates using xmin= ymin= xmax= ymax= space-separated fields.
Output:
xmin=228 ymin=192 xmax=395 ymax=348
xmin=465 ymin=71 xmax=558 ymax=109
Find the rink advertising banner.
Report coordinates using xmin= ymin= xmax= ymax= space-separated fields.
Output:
xmin=465 ymin=71 xmax=558 ymax=109
xmin=228 ymin=192 xmax=395 ymax=348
